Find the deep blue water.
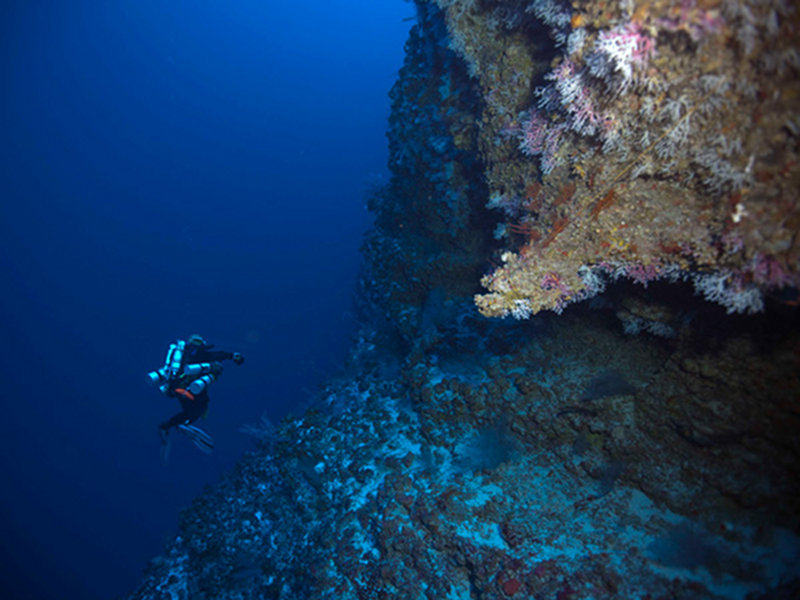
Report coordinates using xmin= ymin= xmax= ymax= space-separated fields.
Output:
xmin=0 ymin=2 xmax=411 ymax=598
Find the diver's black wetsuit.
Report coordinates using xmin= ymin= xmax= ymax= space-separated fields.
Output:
xmin=161 ymin=388 xmax=210 ymax=430
xmin=159 ymin=344 xmax=237 ymax=432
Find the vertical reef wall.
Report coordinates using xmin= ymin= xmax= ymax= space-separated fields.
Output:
xmin=126 ymin=2 xmax=799 ymax=599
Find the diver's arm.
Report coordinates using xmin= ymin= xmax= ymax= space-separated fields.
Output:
xmin=199 ymin=349 xmax=245 ymax=364
xmin=199 ymin=349 xmax=234 ymax=362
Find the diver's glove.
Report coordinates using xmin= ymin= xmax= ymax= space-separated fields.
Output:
xmin=232 ymin=352 xmax=245 ymax=366
xmin=210 ymin=361 xmax=224 ymax=376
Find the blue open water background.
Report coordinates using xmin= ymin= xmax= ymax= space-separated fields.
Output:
xmin=0 ymin=2 xmax=411 ymax=598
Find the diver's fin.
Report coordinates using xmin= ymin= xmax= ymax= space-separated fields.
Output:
xmin=159 ymin=426 xmax=171 ymax=466
xmin=160 ymin=436 xmax=171 ymax=465
xmin=177 ymin=423 xmax=214 ymax=454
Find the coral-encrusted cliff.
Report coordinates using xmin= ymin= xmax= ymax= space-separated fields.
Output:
xmin=450 ymin=0 xmax=800 ymax=319
xmin=125 ymin=3 xmax=799 ymax=599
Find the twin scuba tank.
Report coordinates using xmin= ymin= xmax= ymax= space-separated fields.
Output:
xmin=147 ymin=340 xmax=218 ymax=396
xmin=183 ymin=363 xmax=216 ymax=395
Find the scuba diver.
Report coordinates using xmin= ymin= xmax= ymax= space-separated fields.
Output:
xmin=147 ymin=334 xmax=244 ymax=459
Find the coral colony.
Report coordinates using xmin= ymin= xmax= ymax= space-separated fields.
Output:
xmin=473 ymin=0 xmax=798 ymax=318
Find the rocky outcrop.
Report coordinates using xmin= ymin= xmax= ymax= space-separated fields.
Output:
xmin=432 ymin=0 xmax=799 ymax=318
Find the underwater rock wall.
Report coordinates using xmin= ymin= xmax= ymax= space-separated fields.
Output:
xmin=361 ymin=1 xmax=496 ymax=344
xmin=125 ymin=2 xmax=800 ymax=599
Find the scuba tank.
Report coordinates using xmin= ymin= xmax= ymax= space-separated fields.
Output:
xmin=147 ymin=340 xmax=187 ymax=393
xmin=147 ymin=366 xmax=169 ymax=386
xmin=164 ymin=341 xmax=186 ymax=378
xmin=183 ymin=363 xmax=217 ymax=395
xmin=188 ymin=374 xmax=216 ymax=395
xmin=147 ymin=339 xmax=220 ymax=396
xmin=183 ymin=362 xmax=213 ymax=376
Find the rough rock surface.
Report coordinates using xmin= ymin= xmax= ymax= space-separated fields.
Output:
xmin=445 ymin=0 xmax=799 ymax=318
xmin=125 ymin=305 xmax=800 ymax=599
xmin=124 ymin=2 xmax=799 ymax=599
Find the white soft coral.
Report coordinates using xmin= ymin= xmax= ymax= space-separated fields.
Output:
xmin=592 ymin=23 xmax=655 ymax=92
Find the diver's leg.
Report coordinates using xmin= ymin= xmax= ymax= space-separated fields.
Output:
xmin=158 ymin=410 xmax=189 ymax=465
xmin=183 ymin=392 xmax=209 ymax=425
xmin=160 ymin=410 xmax=191 ymax=433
